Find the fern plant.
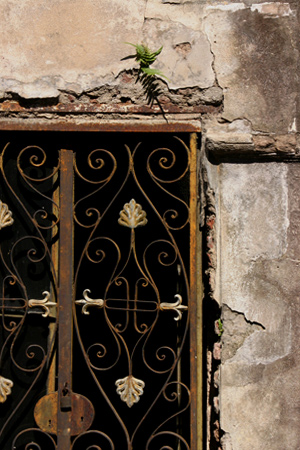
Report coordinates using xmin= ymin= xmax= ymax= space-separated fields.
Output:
xmin=123 ymin=42 xmax=168 ymax=107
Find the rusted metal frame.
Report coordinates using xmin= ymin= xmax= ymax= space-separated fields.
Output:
xmin=57 ymin=149 xmax=74 ymax=449
xmin=0 ymin=100 xmax=220 ymax=115
xmin=189 ymin=132 xmax=201 ymax=449
xmin=0 ymin=121 xmax=201 ymax=133
xmin=48 ymin=171 xmax=59 ymax=394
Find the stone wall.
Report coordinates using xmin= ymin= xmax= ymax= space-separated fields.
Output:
xmin=1 ymin=1 xmax=300 ymax=449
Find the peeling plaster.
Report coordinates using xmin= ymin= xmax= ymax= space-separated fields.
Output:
xmin=251 ymin=3 xmax=294 ymax=17
xmin=142 ymin=19 xmax=215 ymax=89
xmin=289 ymin=118 xmax=297 ymax=133
xmin=221 ymin=432 xmax=233 ymax=450
xmin=206 ymin=2 xmax=294 ymax=17
xmin=10 ymin=80 xmax=60 ymax=99
xmin=205 ymin=3 xmax=246 ymax=13
xmin=232 ymin=309 xmax=292 ymax=365
xmin=221 ymin=304 xmax=265 ymax=364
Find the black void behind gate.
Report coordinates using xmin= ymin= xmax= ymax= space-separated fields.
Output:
xmin=0 ymin=131 xmax=199 ymax=450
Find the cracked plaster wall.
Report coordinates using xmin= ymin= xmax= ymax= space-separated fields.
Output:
xmin=212 ymin=162 xmax=300 ymax=450
xmin=1 ymin=1 xmax=300 ymax=450
xmin=0 ymin=0 xmax=298 ymax=136
xmin=0 ymin=0 xmax=219 ymax=102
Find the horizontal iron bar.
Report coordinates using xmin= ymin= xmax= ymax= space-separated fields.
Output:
xmin=0 ymin=311 xmax=54 ymax=318
xmin=0 ymin=100 xmax=218 ymax=115
xmin=0 ymin=120 xmax=201 ymax=133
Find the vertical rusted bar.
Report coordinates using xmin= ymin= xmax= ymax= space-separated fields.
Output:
xmin=47 ymin=171 xmax=59 ymax=395
xmin=57 ymin=149 xmax=74 ymax=449
xmin=189 ymin=133 xmax=202 ymax=449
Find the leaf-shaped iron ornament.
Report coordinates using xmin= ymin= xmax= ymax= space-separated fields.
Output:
xmin=115 ymin=375 xmax=145 ymax=408
xmin=75 ymin=289 xmax=104 ymax=315
xmin=0 ymin=200 xmax=14 ymax=230
xmin=0 ymin=375 xmax=13 ymax=403
xmin=160 ymin=294 xmax=188 ymax=321
xmin=118 ymin=199 xmax=148 ymax=229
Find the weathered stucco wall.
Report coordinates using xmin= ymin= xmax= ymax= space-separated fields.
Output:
xmin=0 ymin=0 xmax=298 ymax=133
xmin=1 ymin=1 xmax=300 ymax=449
xmin=217 ymin=163 xmax=299 ymax=449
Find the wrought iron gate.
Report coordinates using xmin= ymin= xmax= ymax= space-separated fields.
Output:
xmin=0 ymin=131 xmax=198 ymax=450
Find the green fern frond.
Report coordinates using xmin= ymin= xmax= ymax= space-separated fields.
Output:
xmin=141 ymin=67 xmax=169 ymax=80
xmin=125 ymin=43 xmax=163 ymax=68
xmin=123 ymin=42 xmax=168 ymax=117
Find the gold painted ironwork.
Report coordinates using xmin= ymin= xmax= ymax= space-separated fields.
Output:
xmin=115 ymin=375 xmax=145 ymax=408
xmin=0 ymin=375 xmax=13 ymax=403
xmin=28 ymin=291 xmax=56 ymax=317
xmin=160 ymin=294 xmax=188 ymax=321
xmin=0 ymin=200 xmax=14 ymax=230
xmin=118 ymin=199 xmax=148 ymax=229
xmin=75 ymin=289 xmax=104 ymax=315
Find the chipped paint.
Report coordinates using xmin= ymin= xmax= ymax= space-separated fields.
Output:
xmin=251 ymin=2 xmax=294 ymax=17
xmin=205 ymin=3 xmax=246 ymax=12
xmin=205 ymin=2 xmax=293 ymax=17
xmin=288 ymin=118 xmax=297 ymax=133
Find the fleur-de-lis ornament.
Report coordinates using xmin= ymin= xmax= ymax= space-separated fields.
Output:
xmin=75 ymin=289 xmax=104 ymax=315
xmin=28 ymin=291 xmax=56 ymax=317
xmin=160 ymin=294 xmax=188 ymax=321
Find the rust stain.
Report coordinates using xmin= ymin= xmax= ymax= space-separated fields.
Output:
xmin=0 ymin=100 xmax=221 ymax=115
xmin=0 ymin=120 xmax=201 ymax=133
xmin=34 ymin=392 xmax=94 ymax=436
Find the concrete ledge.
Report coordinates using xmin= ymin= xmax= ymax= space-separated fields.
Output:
xmin=204 ymin=119 xmax=300 ymax=162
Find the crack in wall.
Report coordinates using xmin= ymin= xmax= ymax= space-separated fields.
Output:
xmin=221 ymin=304 xmax=265 ymax=364
xmin=201 ymin=13 xmax=224 ymax=97
xmin=143 ymin=0 xmax=148 ymax=25
xmin=201 ymin=165 xmax=223 ymax=450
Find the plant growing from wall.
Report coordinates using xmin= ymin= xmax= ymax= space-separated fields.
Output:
xmin=123 ymin=43 xmax=168 ymax=108
xmin=217 ymin=318 xmax=224 ymax=337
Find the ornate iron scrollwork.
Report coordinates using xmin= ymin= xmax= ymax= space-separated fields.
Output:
xmin=0 ymin=133 xmax=196 ymax=450
xmin=73 ymin=134 xmax=193 ymax=449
